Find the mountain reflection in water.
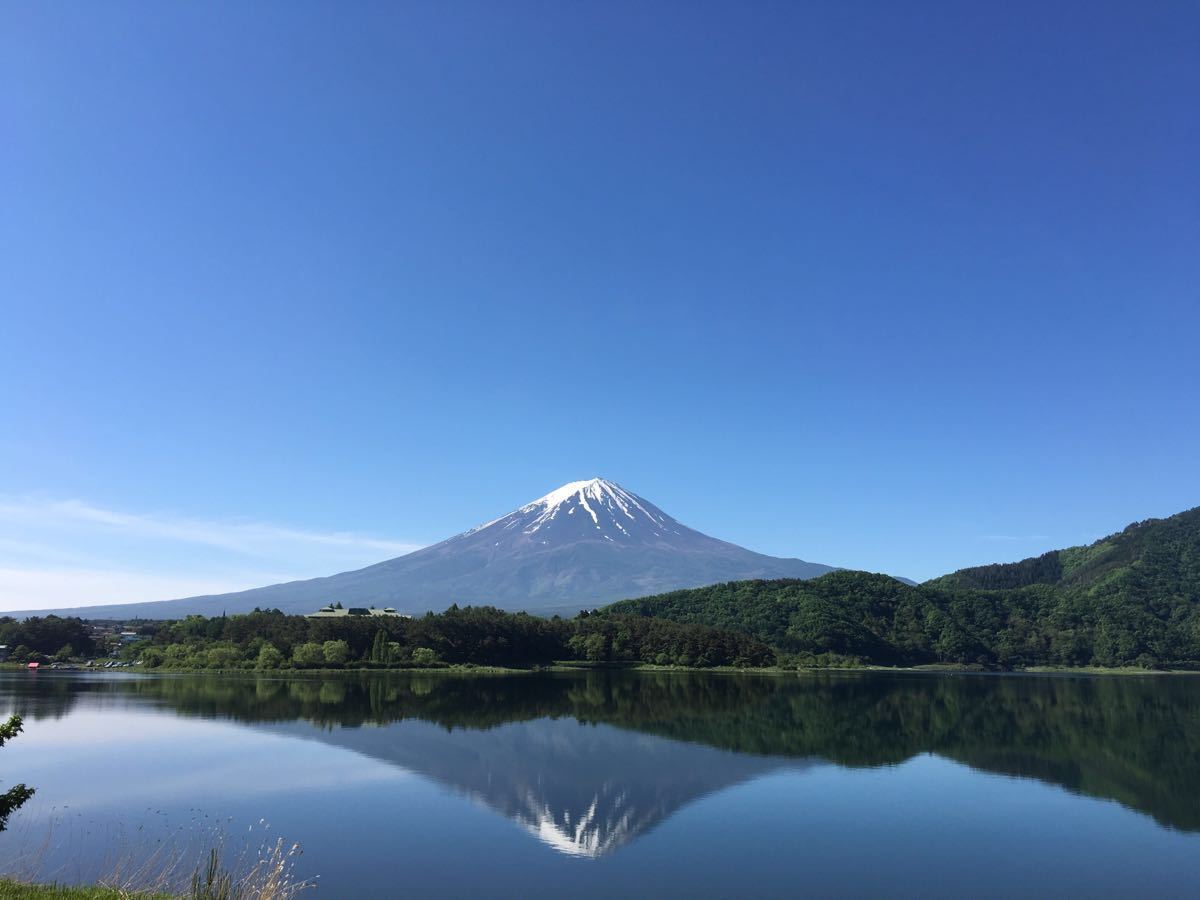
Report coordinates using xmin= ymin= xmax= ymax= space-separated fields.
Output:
xmin=6 ymin=670 xmax=1200 ymax=857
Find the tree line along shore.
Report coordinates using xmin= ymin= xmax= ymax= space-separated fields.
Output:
xmin=4 ymin=506 xmax=1200 ymax=673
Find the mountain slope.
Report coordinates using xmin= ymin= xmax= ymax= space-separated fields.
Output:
xmin=24 ymin=478 xmax=834 ymax=619
xmin=929 ymin=506 xmax=1200 ymax=598
xmin=604 ymin=506 xmax=1200 ymax=668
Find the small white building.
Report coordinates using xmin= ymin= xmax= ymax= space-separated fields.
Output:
xmin=305 ymin=606 xmax=409 ymax=619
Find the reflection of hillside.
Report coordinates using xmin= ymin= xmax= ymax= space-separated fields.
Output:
xmin=9 ymin=670 xmax=1200 ymax=835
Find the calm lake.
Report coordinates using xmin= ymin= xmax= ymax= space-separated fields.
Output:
xmin=2 ymin=670 xmax=1199 ymax=898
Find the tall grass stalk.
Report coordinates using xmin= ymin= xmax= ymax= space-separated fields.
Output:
xmin=5 ymin=815 xmax=310 ymax=900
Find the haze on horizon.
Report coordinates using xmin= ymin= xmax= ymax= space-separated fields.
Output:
xmin=2 ymin=2 xmax=1197 ymax=612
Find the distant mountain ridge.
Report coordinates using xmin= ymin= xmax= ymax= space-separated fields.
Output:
xmin=18 ymin=478 xmax=834 ymax=619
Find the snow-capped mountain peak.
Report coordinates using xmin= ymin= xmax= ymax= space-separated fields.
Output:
xmin=464 ymin=477 xmax=680 ymax=544
xmin=520 ymin=478 xmax=671 ymax=533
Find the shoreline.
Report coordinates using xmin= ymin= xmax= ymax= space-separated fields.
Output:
xmin=8 ymin=661 xmax=1198 ymax=677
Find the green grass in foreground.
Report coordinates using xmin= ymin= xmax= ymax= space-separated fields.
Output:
xmin=0 ymin=881 xmax=170 ymax=900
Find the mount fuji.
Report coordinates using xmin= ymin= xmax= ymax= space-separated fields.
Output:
xmin=31 ymin=478 xmax=835 ymax=618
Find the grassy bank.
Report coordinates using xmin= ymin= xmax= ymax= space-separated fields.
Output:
xmin=0 ymin=881 xmax=169 ymax=899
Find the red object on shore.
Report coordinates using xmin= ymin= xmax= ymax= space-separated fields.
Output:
xmin=26 ymin=662 xmax=39 ymax=669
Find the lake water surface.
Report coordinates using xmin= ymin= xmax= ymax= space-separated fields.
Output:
xmin=2 ymin=670 xmax=1199 ymax=898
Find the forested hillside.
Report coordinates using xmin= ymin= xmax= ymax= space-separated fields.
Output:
xmin=604 ymin=507 xmax=1200 ymax=668
xmin=931 ymin=506 xmax=1200 ymax=596
xmin=113 ymin=605 xmax=775 ymax=670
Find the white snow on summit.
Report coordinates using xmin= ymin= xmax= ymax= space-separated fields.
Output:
xmin=464 ymin=477 xmax=675 ymax=538
xmin=520 ymin=478 xmax=669 ymax=533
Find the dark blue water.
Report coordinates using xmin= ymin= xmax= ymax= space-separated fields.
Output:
xmin=2 ymin=670 xmax=1199 ymax=898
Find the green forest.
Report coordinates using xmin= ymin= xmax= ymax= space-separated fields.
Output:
xmin=27 ymin=605 xmax=774 ymax=670
xmin=605 ymin=506 xmax=1200 ymax=668
xmin=0 ymin=616 xmax=94 ymax=662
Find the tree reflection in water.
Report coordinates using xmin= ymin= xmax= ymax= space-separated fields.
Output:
xmin=6 ymin=670 xmax=1199 ymax=854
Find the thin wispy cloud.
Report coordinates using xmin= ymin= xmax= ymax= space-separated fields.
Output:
xmin=0 ymin=567 xmax=290 ymax=611
xmin=0 ymin=497 xmax=420 ymax=558
xmin=0 ymin=496 xmax=423 ymax=611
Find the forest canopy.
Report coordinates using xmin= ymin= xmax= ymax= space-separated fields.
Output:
xmin=122 ymin=605 xmax=774 ymax=670
xmin=605 ymin=507 xmax=1200 ymax=669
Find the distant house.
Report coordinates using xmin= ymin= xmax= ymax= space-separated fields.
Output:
xmin=26 ymin=662 xmax=39 ymax=670
xmin=119 ymin=631 xmax=145 ymax=643
xmin=0 ymin=645 xmax=9 ymax=662
xmin=305 ymin=605 xmax=409 ymax=619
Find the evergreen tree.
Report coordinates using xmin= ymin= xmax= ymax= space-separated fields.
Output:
xmin=370 ymin=630 xmax=387 ymax=664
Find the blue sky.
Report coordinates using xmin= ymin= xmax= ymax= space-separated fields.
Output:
xmin=2 ymin=1 xmax=1198 ymax=609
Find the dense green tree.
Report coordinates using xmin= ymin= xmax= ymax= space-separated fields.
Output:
xmin=139 ymin=646 xmax=166 ymax=668
xmin=410 ymin=647 xmax=439 ymax=666
xmin=292 ymin=642 xmax=325 ymax=667
xmin=10 ymin=646 xmax=36 ymax=664
xmin=323 ymin=640 xmax=350 ymax=666
xmin=256 ymin=643 xmax=284 ymax=669
xmin=0 ymin=616 xmax=94 ymax=657
xmin=0 ymin=715 xmax=33 ymax=832
xmin=204 ymin=643 xmax=243 ymax=669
